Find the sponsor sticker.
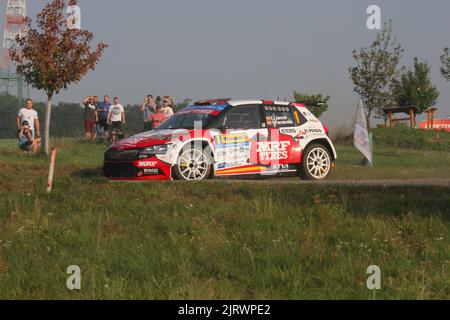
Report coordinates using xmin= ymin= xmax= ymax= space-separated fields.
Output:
xmin=265 ymin=108 xmax=295 ymax=127
xmin=177 ymin=109 xmax=220 ymax=116
xmin=137 ymin=161 xmax=158 ymax=168
xmin=295 ymin=129 xmax=307 ymax=139
xmin=272 ymin=164 xmax=290 ymax=171
xmin=305 ymin=128 xmax=323 ymax=135
xmin=180 ymin=104 xmax=228 ymax=113
xmin=143 ymin=168 xmax=160 ymax=175
xmin=215 ymin=133 xmax=249 ymax=146
xmin=138 ymin=168 xmax=161 ymax=177
xmin=215 ymin=133 xmax=251 ymax=168
xmin=281 ymin=129 xmax=296 ymax=134
xmin=294 ymin=128 xmax=323 ymax=139
xmin=269 ymin=115 xmax=293 ymax=126
xmin=257 ymin=141 xmax=291 ymax=161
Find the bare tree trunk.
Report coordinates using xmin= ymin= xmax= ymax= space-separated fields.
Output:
xmin=44 ymin=95 xmax=53 ymax=155
xmin=366 ymin=110 xmax=372 ymax=133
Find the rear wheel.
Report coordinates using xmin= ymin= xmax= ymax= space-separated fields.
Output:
xmin=299 ymin=144 xmax=332 ymax=180
xmin=174 ymin=146 xmax=212 ymax=181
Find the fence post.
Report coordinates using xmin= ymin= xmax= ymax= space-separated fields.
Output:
xmin=47 ymin=148 xmax=57 ymax=193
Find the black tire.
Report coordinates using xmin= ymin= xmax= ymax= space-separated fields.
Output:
xmin=174 ymin=145 xmax=213 ymax=181
xmin=299 ymin=143 xmax=333 ymax=180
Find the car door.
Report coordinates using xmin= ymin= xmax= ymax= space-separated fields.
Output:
xmin=258 ymin=104 xmax=304 ymax=173
xmin=211 ymin=105 xmax=268 ymax=175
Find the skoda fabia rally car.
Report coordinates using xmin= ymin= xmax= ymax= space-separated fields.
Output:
xmin=103 ymin=99 xmax=337 ymax=181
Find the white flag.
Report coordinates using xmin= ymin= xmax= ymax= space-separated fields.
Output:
xmin=353 ymin=99 xmax=373 ymax=165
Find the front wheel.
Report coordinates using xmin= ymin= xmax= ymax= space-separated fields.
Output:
xmin=174 ymin=146 xmax=212 ymax=181
xmin=299 ymin=144 xmax=333 ymax=180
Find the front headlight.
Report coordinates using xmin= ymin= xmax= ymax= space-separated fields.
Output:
xmin=140 ymin=144 xmax=170 ymax=155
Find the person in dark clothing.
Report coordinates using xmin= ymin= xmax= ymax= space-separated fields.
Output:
xmin=18 ymin=120 xmax=39 ymax=154
xmin=95 ymin=95 xmax=111 ymax=140
xmin=141 ymin=95 xmax=156 ymax=132
xmin=82 ymin=96 xmax=97 ymax=139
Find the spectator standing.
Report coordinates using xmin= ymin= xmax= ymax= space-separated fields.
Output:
xmin=140 ymin=94 xmax=156 ymax=132
xmin=18 ymin=120 xmax=39 ymax=154
xmin=17 ymin=99 xmax=40 ymax=139
xmin=149 ymin=104 xmax=166 ymax=129
xmin=161 ymin=98 xmax=174 ymax=119
xmin=107 ymin=97 xmax=126 ymax=137
xmin=93 ymin=96 xmax=99 ymax=139
xmin=155 ymin=96 xmax=162 ymax=109
xmin=167 ymin=96 xmax=175 ymax=110
xmin=82 ymin=96 xmax=96 ymax=139
xmin=96 ymin=95 xmax=111 ymax=140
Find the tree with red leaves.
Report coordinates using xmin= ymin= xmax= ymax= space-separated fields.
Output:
xmin=10 ymin=0 xmax=107 ymax=155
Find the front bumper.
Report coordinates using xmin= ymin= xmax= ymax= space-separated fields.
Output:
xmin=103 ymin=149 xmax=172 ymax=180
xmin=103 ymin=159 xmax=172 ymax=180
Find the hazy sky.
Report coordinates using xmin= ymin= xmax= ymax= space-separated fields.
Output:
xmin=2 ymin=0 xmax=450 ymax=129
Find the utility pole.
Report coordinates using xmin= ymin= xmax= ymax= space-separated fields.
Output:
xmin=0 ymin=0 xmax=28 ymax=104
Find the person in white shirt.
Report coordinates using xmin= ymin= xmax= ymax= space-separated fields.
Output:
xmin=161 ymin=98 xmax=174 ymax=119
xmin=17 ymin=99 xmax=41 ymax=139
xmin=107 ymin=97 xmax=126 ymax=140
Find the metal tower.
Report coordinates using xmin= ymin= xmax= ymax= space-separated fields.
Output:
xmin=0 ymin=0 xmax=28 ymax=103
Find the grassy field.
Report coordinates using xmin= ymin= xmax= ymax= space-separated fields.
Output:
xmin=0 ymin=139 xmax=449 ymax=299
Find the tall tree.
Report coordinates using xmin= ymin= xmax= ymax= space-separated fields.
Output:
xmin=174 ymin=98 xmax=193 ymax=112
xmin=441 ymin=47 xmax=450 ymax=81
xmin=292 ymin=91 xmax=330 ymax=118
xmin=10 ymin=0 xmax=107 ymax=154
xmin=393 ymin=58 xmax=439 ymax=112
xmin=348 ymin=21 xmax=404 ymax=128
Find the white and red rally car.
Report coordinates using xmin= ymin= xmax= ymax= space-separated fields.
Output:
xmin=103 ymin=99 xmax=337 ymax=181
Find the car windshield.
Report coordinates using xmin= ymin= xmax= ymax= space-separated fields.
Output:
xmin=157 ymin=105 xmax=228 ymax=130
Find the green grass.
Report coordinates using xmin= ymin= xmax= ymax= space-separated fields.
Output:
xmin=332 ymin=144 xmax=450 ymax=180
xmin=0 ymin=139 xmax=449 ymax=299
xmin=372 ymin=127 xmax=450 ymax=152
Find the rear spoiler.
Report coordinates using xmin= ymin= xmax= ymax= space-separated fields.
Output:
xmin=194 ymin=98 xmax=231 ymax=106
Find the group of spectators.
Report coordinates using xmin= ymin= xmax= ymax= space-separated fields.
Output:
xmin=83 ymin=95 xmax=126 ymax=141
xmin=140 ymin=95 xmax=174 ymax=132
xmin=15 ymin=94 xmax=176 ymax=154
xmin=83 ymin=94 xmax=175 ymax=141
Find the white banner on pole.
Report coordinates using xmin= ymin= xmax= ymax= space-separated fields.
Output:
xmin=353 ymin=99 xmax=373 ymax=165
